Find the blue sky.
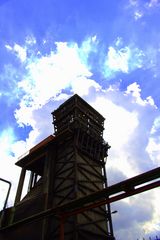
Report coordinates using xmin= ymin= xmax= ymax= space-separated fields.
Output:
xmin=0 ymin=0 xmax=160 ymax=239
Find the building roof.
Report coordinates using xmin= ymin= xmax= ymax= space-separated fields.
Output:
xmin=52 ymin=94 xmax=105 ymax=121
xmin=15 ymin=135 xmax=55 ymax=173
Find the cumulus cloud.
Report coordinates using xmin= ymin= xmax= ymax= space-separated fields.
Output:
xmin=112 ymin=191 xmax=156 ymax=239
xmin=88 ymin=83 xmax=158 ymax=179
xmin=1 ymin=36 xmax=101 ymax=161
xmin=103 ymin=39 xmax=144 ymax=78
xmin=146 ymin=116 xmax=160 ymax=166
xmin=127 ymin=0 xmax=160 ymax=21
xmin=125 ymin=82 xmax=156 ymax=106
xmin=15 ymin=41 xmax=92 ymax=111
xmin=13 ymin=39 xmax=101 ymax=146
xmin=5 ymin=43 xmax=27 ymax=62
xmin=106 ymin=46 xmax=130 ymax=73
xmin=103 ymin=36 xmax=160 ymax=82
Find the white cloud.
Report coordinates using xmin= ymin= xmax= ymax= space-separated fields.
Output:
xmin=128 ymin=0 xmax=160 ymax=21
xmin=25 ymin=35 xmax=36 ymax=45
xmin=146 ymin=0 xmax=160 ymax=8
xmin=14 ymin=41 xmax=95 ymax=128
xmin=129 ymin=0 xmax=139 ymax=7
xmin=141 ymin=46 xmax=160 ymax=78
xmin=89 ymin=84 xmax=157 ymax=177
xmin=0 ymin=128 xmax=15 ymax=159
xmin=91 ymin=94 xmax=139 ymax=178
xmin=112 ymin=191 xmax=156 ymax=239
xmin=125 ymin=82 xmax=156 ymax=106
xmin=5 ymin=44 xmax=12 ymax=51
xmin=13 ymin=39 xmax=100 ymax=148
xmin=128 ymin=1 xmax=144 ymax=21
xmin=104 ymin=43 xmax=144 ymax=78
xmin=79 ymin=35 xmax=98 ymax=65
xmin=134 ymin=10 xmax=143 ymax=20
xmin=13 ymin=44 xmax=27 ymax=62
xmin=93 ymin=95 xmax=138 ymax=150
xmin=150 ymin=116 xmax=160 ymax=134
xmin=106 ymin=46 xmax=130 ymax=73
xmin=71 ymin=76 xmax=101 ymax=95
xmin=5 ymin=43 xmax=27 ymax=62
xmin=146 ymin=116 xmax=160 ymax=165
xmin=115 ymin=37 xmax=123 ymax=47
xmin=126 ymin=0 xmax=144 ymax=21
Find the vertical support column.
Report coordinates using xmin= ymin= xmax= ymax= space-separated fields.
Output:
xmin=14 ymin=168 xmax=26 ymax=205
xmin=42 ymin=146 xmax=57 ymax=240
xmin=74 ymin=133 xmax=78 ymax=240
xmin=41 ymin=153 xmax=49 ymax=240
xmin=103 ymin=162 xmax=114 ymax=237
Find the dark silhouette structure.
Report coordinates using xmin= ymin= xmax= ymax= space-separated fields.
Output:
xmin=1 ymin=94 xmax=160 ymax=240
xmin=0 ymin=94 xmax=114 ymax=240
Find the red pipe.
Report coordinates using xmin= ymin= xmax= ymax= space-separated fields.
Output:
xmin=59 ymin=216 xmax=65 ymax=240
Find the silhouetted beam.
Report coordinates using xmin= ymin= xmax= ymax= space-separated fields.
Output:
xmin=0 ymin=178 xmax=11 ymax=211
xmin=61 ymin=180 xmax=160 ymax=218
xmin=60 ymin=166 xmax=160 ymax=212
xmin=1 ymin=167 xmax=160 ymax=231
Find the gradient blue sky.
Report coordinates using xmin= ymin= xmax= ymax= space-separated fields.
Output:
xmin=0 ymin=0 xmax=160 ymax=239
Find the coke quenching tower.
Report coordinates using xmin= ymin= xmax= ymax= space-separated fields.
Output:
xmin=0 ymin=94 xmax=115 ymax=240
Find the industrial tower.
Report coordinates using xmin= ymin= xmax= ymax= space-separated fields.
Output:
xmin=0 ymin=94 xmax=115 ymax=240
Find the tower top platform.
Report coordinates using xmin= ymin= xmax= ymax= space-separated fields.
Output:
xmin=52 ymin=94 xmax=105 ymax=139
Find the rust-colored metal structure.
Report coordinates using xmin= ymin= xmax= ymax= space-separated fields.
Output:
xmin=0 ymin=94 xmax=114 ymax=240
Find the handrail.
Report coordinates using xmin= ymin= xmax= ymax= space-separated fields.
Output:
xmin=0 ymin=178 xmax=11 ymax=211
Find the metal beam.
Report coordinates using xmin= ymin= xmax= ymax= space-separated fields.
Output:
xmin=59 ymin=166 xmax=160 ymax=212
xmin=60 ymin=180 xmax=160 ymax=218
xmin=0 ymin=178 xmax=12 ymax=227
xmin=14 ymin=168 xmax=26 ymax=205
